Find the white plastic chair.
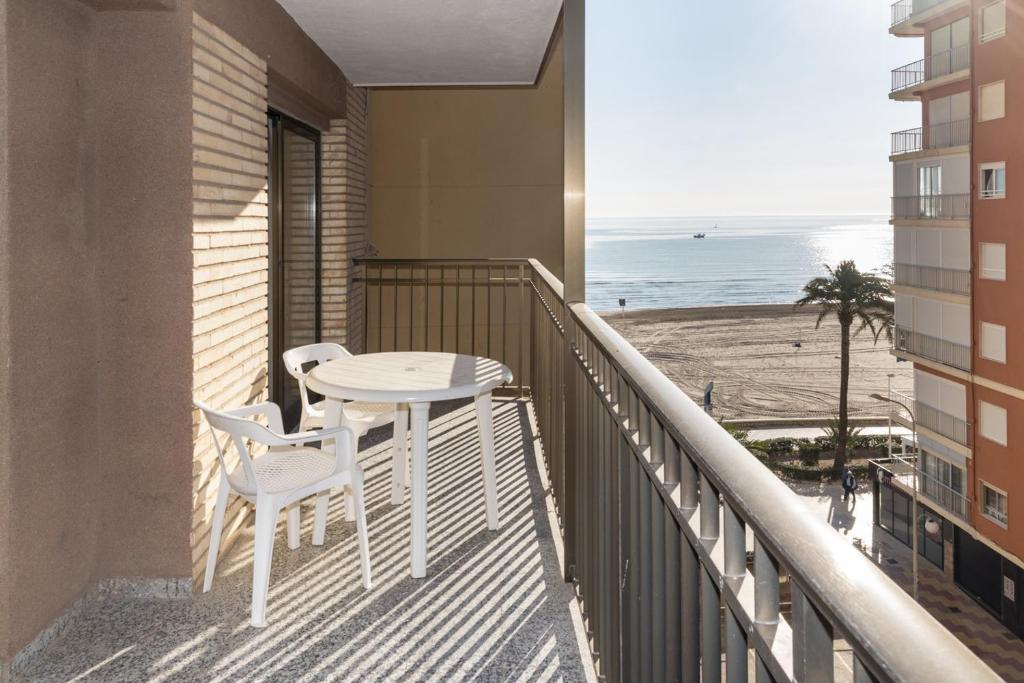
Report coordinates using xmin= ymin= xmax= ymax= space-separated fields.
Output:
xmin=283 ymin=343 xmax=411 ymax=504
xmin=194 ymin=399 xmax=372 ymax=628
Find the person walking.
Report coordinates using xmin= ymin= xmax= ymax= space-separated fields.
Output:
xmin=841 ymin=465 xmax=858 ymax=503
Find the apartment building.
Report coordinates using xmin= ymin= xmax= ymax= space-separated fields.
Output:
xmin=885 ymin=0 xmax=1023 ymax=637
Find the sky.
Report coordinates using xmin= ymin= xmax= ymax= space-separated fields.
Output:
xmin=585 ymin=0 xmax=924 ymax=217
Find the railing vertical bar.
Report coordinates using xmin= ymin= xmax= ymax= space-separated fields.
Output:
xmin=699 ymin=473 xmax=719 ymax=541
xmin=854 ymin=655 xmax=878 ymax=683
xmin=519 ymin=264 xmax=525 ymax=395
xmin=628 ymin=453 xmax=641 ymax=682
xmin=700 ymin=566 xmax=721 ymax=682
xmin=502 ymin=265 xmax=509 ymax=370
xmin=651 ymin=471 xmax=666 ymax=682
xmin=392 ymin=264 xmax=398 ymax=352
xmin=471 ymin=265 xmax=477 ymax=356
xmin=664 ymin=505 xmax=681 ymax=683
xmin=486 ymin=266 xmax=492 ymax=360
xmin=376 ymin=263 xmax=383 ymax=351
xmin=424 ymin=265 xmax=431 ymax=351
xmin=792 ymin=584 xmax=835 ymax=682
xmin=680 ymin=450 xmax=698 ymax=511
xmin=726 ymin=607 xmax=747 ymax=683
xmin=681 ymin=532 xmax=700 ymax=682
xmin=723 ymin=503 xmax=745 ymax=579
xmin=639 ymin=469 xmax=653 ymax=683
xmin=454 ymin=264 xmax=461 ymax=354
xmin=614 ymin=430 xmax=630 ymax=679
xmin=611 ymin=428 xmax=625 ymax=681
xmin=754 ymin=539 xmax=780 ymax=626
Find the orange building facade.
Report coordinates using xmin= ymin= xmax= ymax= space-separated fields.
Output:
xmin=887 ymin=0 xmax=1023 ymax=636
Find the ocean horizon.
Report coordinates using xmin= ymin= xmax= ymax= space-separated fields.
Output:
xmin=586 ymin=215 xmax=892 ymax=311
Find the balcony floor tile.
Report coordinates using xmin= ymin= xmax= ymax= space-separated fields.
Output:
xmin=20 ymin=398 xmax=590 ymax=682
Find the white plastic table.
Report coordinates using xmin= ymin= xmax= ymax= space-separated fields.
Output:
xmin=306 ymin=351 xmax=513 ymax=577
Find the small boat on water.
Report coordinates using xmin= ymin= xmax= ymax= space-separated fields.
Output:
xmin=693 ymin=224 xmax=717 ymax=239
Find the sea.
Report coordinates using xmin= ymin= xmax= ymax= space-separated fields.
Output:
xmin=586 ymin=215 xmax=893 ymax=311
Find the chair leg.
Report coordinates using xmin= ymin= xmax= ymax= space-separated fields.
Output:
xmin=203 ymin=473 xmax=231 ymax=593
xmin=286 ymin=503 xmax=301 ymax=550
xmin=475 ymin=392 xmax=500 ymax=530
xmin=343 ymin=429 xmax=360 ymax=521
xmin=312 ymin=491 xmax=330 ymax=546
xmin=350 ymin=475 xmax=373 ymax=590
xmin=391 ymin=405 xmax=409 ymax=505
xmin=250 ymin=498 xmax=278 ymax=628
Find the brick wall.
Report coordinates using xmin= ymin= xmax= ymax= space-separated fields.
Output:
xmin=190 ymin=11 xmax=270 ymax=581
xmin=322 ymin=83 xmax=369 ymax=353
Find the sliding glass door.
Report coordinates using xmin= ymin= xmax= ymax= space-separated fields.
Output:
xmin=268 ymin=111 xmax=321 ymax=427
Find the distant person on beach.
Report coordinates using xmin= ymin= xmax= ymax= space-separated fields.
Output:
xmin=841 ymin=466 xmax=858 ymax=503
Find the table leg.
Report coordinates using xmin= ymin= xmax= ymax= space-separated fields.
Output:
xmin=475 ymin=392 xmax=500 ymax=530
xmin=391 ymin=403 xmax=409 ymax=505
xmin=409 ymin=402 xmax=431 ymax=578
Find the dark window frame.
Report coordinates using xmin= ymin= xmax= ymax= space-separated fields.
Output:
xmin=267 ymin=110 xmax=323 ymax=423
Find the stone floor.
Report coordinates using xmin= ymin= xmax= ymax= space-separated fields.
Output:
xmin=788 ymin=480 xmax=1024 ymax=682
xmin=19 ymin=398 xmax=591 ymax=682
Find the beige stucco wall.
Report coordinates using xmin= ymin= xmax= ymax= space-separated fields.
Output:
xmin=0 ymin=0 xmax=362 ymax=664
xmin=0 ymin=0 xmax=10 ymax=666
xmin=368 ymin=31 xmax=565 ymax=279
xmin=0 ymin=0 xmax=195 ymax=662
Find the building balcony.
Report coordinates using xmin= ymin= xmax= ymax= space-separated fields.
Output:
xmin=890 ymin=0 xmax=971 ymax=36
xmin=889 ymin=390 xmax=971 ymax=447
xmin=891 ymin=118 xmax=970 ymax=157
xmin=872 ymin=456 xmax=972 ymax=524
xmin=13 ymin=259 xmax=997 ymax=681
xmin=890 ymin=44 xmax=970 ymax=100
xmin=894 ymin=262 xmax=970 ymax=296
xmin=893 ymin=324 xmax=971 ymax=372
xmin=891 ymin=194 xmax=970 ymax=221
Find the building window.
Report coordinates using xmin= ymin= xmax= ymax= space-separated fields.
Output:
xmin=980 ymin=162 xmax=1006 ymax=199
xmin=980 ymin=322 xmax=1007 ymax=363
xmin=980 ymin=1 xmax=1006 ymax=43
xmin=979 ymin=81 xmax=1005 ymax=122
xmin=981 ymin=482 xmax=1008 ymax=526
xmin=980 ymin=242 xmax=1006 ymax=280
xmin=978 ymin=400 xmax=1008 ymax=445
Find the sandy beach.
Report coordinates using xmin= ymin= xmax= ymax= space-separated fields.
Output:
xmin=604 ymin=304 xmax=912 ymax=422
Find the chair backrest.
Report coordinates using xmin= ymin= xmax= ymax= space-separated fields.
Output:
xmin=282 ymin=343 xmax=352 ymax=415
xmin=194 ymin=400 xmax=265 ymax=493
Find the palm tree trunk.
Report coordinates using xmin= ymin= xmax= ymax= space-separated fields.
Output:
xmin=834 ymin=321 xmax=851 ymax=472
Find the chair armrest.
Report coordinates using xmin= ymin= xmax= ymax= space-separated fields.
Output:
xmin=270 ymin=425 xmax=351 ymax=447
xmin=224 ymin=401 xmax=285 ymax=434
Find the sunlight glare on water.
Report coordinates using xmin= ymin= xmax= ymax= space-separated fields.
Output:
xmin=585 ymin=215 xmax=892 ymax=310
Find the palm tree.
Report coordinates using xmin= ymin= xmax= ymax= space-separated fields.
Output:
xmin=796 ymin=261 xmax=893 ymax=472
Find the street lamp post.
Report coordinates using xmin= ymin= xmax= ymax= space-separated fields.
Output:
xmin=886 ymin=373 xmax=896 ymax=457
xmin=870 ymin=391 xmax=922 ymax=601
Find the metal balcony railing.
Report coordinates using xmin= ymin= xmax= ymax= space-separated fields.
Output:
xmin=891 ymin=118 xmax=970 ymax=155
xmin=894 ymin=262 xmax=970 ymax=295
xmin=891 ymin=44 xmax=970 ymax=93
xmin=893 ymin=324 xmax=972 ymax=371
xmin=890 ymin=390 xmax=972 ymax=446
xmin=891 ymin=0 xmax=914 ymax=26
xmin=920 ymin=470 xmax=972 ymax=522
xmin=891 ymin=193 xmax=970 ymax=220
xmin=356 ymin=257 xmax=997 ymax=682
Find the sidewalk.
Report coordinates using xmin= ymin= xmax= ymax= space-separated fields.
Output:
xmin=787 ymin=480 xmax=1024 ymax=682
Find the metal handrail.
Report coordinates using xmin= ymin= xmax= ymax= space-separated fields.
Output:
xmin=354 ymin=256 xmax=998 ymax=681
xmin=564 ymin=297 xmax=995 ymax=681
xmin=894 ymin=262 xmax=970 ymax=295
xmin=891 ymin=118 xmax=970 ymax=155
xmin=891 ymin=44 xmax=970 ymax=93
xmin=893 ymin=324 xmax=971 ymax=371
xmin=891 ymin=194 xmax=970 ymax=220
